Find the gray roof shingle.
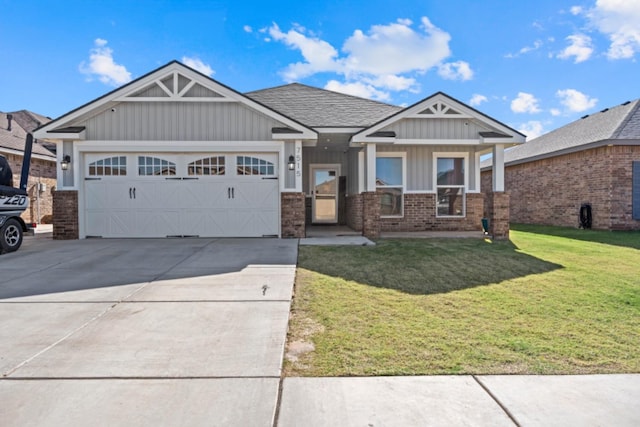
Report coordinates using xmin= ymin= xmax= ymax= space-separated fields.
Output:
xmin=0 ymin=112 xmax=56 ymax=159
xmin=482 ymin=99 xmax=640 ymax=168
xmin=246 ymin=83 xmax=402 ymax=128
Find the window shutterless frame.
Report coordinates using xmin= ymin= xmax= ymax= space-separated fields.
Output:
xmin=376 ymin=152 xmax=406 ymax=218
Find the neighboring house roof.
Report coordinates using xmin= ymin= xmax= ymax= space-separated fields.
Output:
xmin=246 ymin=83 xmax=402 ymax=128
xmin=482 ymin=99 xmax=640 ymax=169
xmin=0 ymin=112 xmax=56 ymax=160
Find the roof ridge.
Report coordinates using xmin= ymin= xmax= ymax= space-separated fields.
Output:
xmin=247 ymin=82 xmax=400 ymax=108
xmin=611 ymin=99 xmax=640 ymax=138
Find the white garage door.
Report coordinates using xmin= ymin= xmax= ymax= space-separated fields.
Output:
xmin=84 ymin=153 xmax=279 ymax=238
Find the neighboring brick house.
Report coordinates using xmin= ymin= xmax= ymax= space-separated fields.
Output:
xmin=0 ymin=111 xmax=56 ymax=224
xmin=481 ymin=99 xmax=640 ymax=230
xmin=34 ymin=61 xmax=523 ymax=241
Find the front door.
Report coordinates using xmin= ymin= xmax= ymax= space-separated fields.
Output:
xmin=312 ymin=166 xmax=339 ymax=223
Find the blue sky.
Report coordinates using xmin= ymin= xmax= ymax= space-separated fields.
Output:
xmin=1 ymin=0 xmax=639 ymax=139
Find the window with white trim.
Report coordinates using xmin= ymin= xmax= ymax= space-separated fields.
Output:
xmin=138 ymin=156 xmax=176 ymax=176
xmin=188 ymin=156 xmax=225 ymax=176
xmin=236 ymin=156 xmax=275 ymax=176
xmin=435 ymin=155 xmax=466 ymax=217
xmin=376 ymin=154 xmax=405 ymax=217
xmin=88 ymin=156 xmax=127 ymax=176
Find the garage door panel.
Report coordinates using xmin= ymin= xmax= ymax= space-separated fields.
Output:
xmin=135 ymin=209 xmax=182 ymax=237
xmin=182 ymin=209 xmax=230 ymax=237
xmin=84 ymin=153 xmax=279 ymax=238
xmin=233 ymin=181 xmax=279 ymax=209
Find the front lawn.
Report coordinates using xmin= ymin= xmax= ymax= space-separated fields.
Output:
xmin=285 ymin=225 xmax=640 ymax=376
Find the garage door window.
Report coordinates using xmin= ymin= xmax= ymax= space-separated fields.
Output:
xmin=138 ymin=156 xmax=176 ymax=176
xmin=88 ymin=156 xmax=127 ymax=176
xmin=237 ymin=156 xmax=275 ymax=176
xmin=188 ymin=156 xmax=225 ymax=176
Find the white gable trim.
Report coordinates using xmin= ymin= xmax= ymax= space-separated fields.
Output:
xmin=352 ymin=92 xmax=525 ymax=145
xmin=34 ymin=61 xmax=317 ymax=141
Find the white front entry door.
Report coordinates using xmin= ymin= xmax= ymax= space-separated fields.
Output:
xmin=84 ymin=153 xmax=279 ymax=238
xmin=311 ymin=165 xmax=340 ymax=223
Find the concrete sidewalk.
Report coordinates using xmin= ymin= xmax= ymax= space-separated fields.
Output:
xmin=278 ymin=374 xmax=640 ymax=426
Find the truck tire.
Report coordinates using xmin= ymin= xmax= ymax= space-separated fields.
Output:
xmin=1 ymin=218 xmax=23 ymax=253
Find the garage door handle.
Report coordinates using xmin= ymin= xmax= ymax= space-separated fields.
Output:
xmin=133 ymin=188 xmax=136 ymax=199
xmin=129 ymin=187 xmax=132 ymax=199
xmin=231 ymin=187 xmax=235 ymax=199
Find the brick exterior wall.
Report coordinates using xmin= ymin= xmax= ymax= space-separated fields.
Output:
xmin=5 ymin=153 xmax=56 ymax=224
xmin=379 ymin=193 xmax=484 ymax=232
xmin=362 ymin=191 xmax=380 ymax=238
xmin=52 ymin=190 xmax=79 ymax=240
xmin=281 ymin=192 xmax=306 ymax=238
xmin=481 ymin=145 xmax=640 ymax=230
xmin=344 ymin=192 xmax=488 ymax=236
xmin=486 ymin=192 xmax=510 ymax=240
xmin=345 ymin=193 xmax=363 ymax=231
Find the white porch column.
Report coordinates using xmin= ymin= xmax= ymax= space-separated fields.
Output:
xmin=366 ymin=143 xmax=376 ymax=192
xmin=492 ymin=144 xmax=505 ymax=192
xmin=294 ymin=139 xmax=302 ymax=192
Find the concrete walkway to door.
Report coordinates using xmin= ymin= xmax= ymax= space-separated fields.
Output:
xmin=0 ymin=236 xmax=297 ymax=426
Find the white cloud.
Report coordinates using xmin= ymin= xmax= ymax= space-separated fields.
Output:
xmin=181 ymin=56 xmax=215 ymax=77
xmin=341 ymin=17 xmax=452 ymax=76
xmin=556 ymin=89 xmax=598 ymax=112
xmin=268 ymin=23 xmax=340 ymax=80
xmin=469 ymin=94 xmax=488 ymax=106
xmin=265 ymin=17 xmax=467 ymax=100
xmin=518 ymin=121 xmax=545 ymax=140
xmin=505 ymin=40 xmax=543 ymax=58
xmin=557 ymin=34 xmax=593 ymax=63
xmin=570 ymin=6 xmax=583 ymax=15
xmin=550 ymin=108 xmax=562 ymax=116
xmin=586 ymin=0 xmax=640 ymax=59
xmin=243 ymin=25 xmax=253 ymax=33
xmin=437 ymin=60 xmax=473 ymax=80
xmin=370 ymin=74 xmax=419 ymax=92
xmin=324 ymin=80 xmax=390 ymax=101
xmin=79 ymin=38 xmax=131 ymax=86
xmin=511 ymin=92 xmax=541 ymax=114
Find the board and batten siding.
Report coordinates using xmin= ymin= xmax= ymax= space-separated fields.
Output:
xmin=381 ymin=118 xmax=492 ymax=140
xmin=82 ymin=102 xmax=286 ymax=141
xmin=377 ymin=145 xmax=480 ymax=192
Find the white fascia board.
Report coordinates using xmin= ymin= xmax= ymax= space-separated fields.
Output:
xmin=313 ymin=127 xmax=364 ymax=133
xmin=394 ymin=139 xmax=479 ymax=145
xmin=36 ymin=129 xmax=86 ymax=141
xmin=480 ymin=136 xmax=525 ymax=144
xmin=75 ymin=140 xmax=283 ymax=152
xmin=351 ymin=137 xmax=396 ymax=144
xmin=272 ymin=131 xmax=318 ymax=141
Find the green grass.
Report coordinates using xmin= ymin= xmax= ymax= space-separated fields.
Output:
xmin=285 ymin=225 xmax=640 ymax=376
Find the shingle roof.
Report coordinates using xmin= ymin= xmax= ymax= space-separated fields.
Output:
xmin=482 ymin=99 xmax=640 ymax=168
xmin=0 ymin=112 xmax=56 ymax=159
xmin=245 ymin=83 xmax=402 ymax=128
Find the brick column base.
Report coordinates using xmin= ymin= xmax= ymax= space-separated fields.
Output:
xmin=281 ymin=192 xmax=306 ymax=238
xmin=487 ymin=192 xmax=510 ymax=240
xmin=52 ymin=190 xmax=79 ymax=240
xmin=362 ymin=191 xmax=380 ymax=239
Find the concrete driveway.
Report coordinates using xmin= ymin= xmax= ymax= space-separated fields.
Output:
xmin=0 ymin=236 xmax=297 ymax=426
